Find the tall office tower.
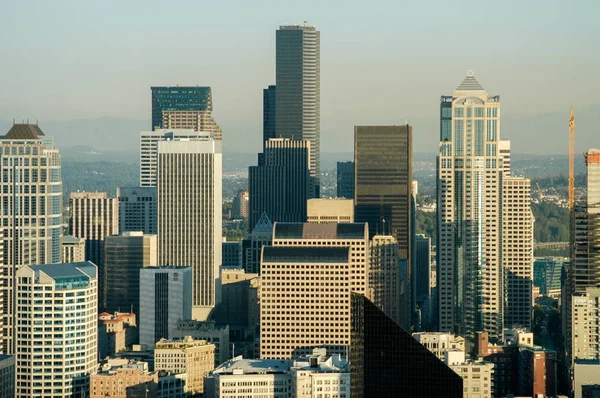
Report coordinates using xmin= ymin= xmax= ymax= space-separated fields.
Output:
xmin=140 ymin=129 xmax=213 ymax=187
xmin=260 ymin=246 xmax=352 ymax=359
xmin=69 ymin=191 xmax=118 ymax=308
xmin=437 ymin=72 xmax=503 ymax=341
xmin=241 ymin=212 xmax=273 ymax=274
xmin=105 ymin=232 xmax=157 ymax=313
xmin=354 ymin=125 xmax=412 ymax=326
xmin=499 ymin=139 xmax=511 ymax=176
xmin=307 ymin=198 xmax=354 ymax=223
xmin=157 ymin=137 xmax=222 ymax=321
xmin=415 ymin=234 xmax=432 ymax=328
xmin=369 ymin=235 xmax=401 ymax=324
xmin=231 ymin=189 xmax=249 ymax=219
xmin=1 ymin=124 xmax=62 ymax=354
xmin=117 ymin=186 xmax=157 ymax=234
xmin=15 ymin=262 xmax=98 ymax=398
xmin=248 ymin=138 xmax=310 ymax=231
xmin=271 ymin=222 xmax=370 ymax=295
xmin=62 ymin=236 xmax=85 ymax=263
xmin=139 ymin=266 xmax=192 ymax=349
xmin=150 ymin=86 xmax=222 ymax=140
xmin=276 ymin=23 xmax=320 ymax=197
xmin=336 ymin=161 xmax=355 ymax=199
xmin=350 ymin=294 xmax=463 ymax=398
xmin=263 ymin=85 xmax=277 ymax=151
xmin=502 ymin=177 xmax=534 ymax=329
xmin=534 ymin=257 xmax=567 ymax=298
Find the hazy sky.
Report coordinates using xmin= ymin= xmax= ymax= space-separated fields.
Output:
xmin=1 ymin=0 xmax=599 ymax=153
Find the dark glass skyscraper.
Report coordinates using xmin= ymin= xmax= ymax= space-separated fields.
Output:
xmin=150 ymin=86 xmax=213 ymax=130
xmin=276 ymin=24 xmax=320 ymax=197
xmin=263 ymin=85 xmax=276 ymax=151
xmin=248 ymin=139 xmax=310 ymax=231
xmin=336 ymin=161 xmax=355 ymax=199
xmin=351 ymin=294 xmax=463 ymax=398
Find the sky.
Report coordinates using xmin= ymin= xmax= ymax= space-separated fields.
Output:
xmin=1 ymin=0 xmax=599 ymax=154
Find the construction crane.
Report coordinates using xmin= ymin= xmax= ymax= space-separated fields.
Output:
xmin=536 ymin=182 xmax=544 ymax=201
xmin=568 ymin=107 xmax=575 ymax=210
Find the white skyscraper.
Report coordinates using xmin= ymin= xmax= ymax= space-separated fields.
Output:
xmin=157 ymin=137 xmax=222 ymax=321
xmin=437 ymin=71 xmax=503 ymax=340
xmin=139 ymin=266 xmax=192 ymax=349
xmin=139 ymin=129 xmax=213 ymax=187
xmin=1 ymin=124 xmax=62 ymax=354
xmin=15 ymin=262 xmax=97 ymax=398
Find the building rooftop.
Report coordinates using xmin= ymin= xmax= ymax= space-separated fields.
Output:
xmin=262 ymin=246 xmax=350 ymax=264
xmin=273 ymin=222 xmax=367 ymax=240
xmin=292 ymin=349 xmax=349 ymax=373
xmin=251 ymin=212 xmax=273 ymax=234
xmin=455 ymin=71 xmax=485 ymax=91
xmin=62 ymin=235 xmax=85 ymax=244
xmin=3 ymin=123 xmax=45 ymax=140
xmin=214 ymin=356 xmax=290 ymax=375
xmin=28 ymin=261 xmax=97 ymax=280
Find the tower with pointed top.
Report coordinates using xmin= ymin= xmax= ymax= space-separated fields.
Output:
xmin=437 ymin=72 xmax=504 ymax=341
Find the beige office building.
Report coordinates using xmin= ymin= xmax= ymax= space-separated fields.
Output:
xmin=161 ymin=110 xmax=222 ymax=140
xmin=307 ymin=198 xmax=354 ymax=223
xmin=271 ymin=222 xmax=369 ymax=295
xmin=157 ymin=137 xmax=222 ymax=321
xmin=413 ymin=332 xmax=466 ymax=361
xmin=571 ymin=287 xmax=600 ymax=361
xmin=445 ymin=350 xmax=494 ymax=398
xmin=154 ymin=336 xmax=215 ymax=395
xmin=502 ymin=177 xmax=534 ymax=329
xmin=260 ymin=246 xmax=352 ymax=359
xmin=61 ymin=235 xmax=85 ymax=263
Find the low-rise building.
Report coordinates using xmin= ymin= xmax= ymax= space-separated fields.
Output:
xmin=445 ymin=350 xmax=494 ymax=398
xmin=172 ymin=320 xmax=230 ymax=367
xmin=291 ymin=348 xmax=350 ymax=398
xmin=412 ymin=332 xmax=465 ymax=360
xmin=99 ymin=312 xmax=138 ymax=358
xmin=154 ymin=336 xmax=215 ymax=396
xmin=573 ymin=359 xmax=600 ymax=398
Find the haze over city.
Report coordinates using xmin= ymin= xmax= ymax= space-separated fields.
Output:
xmin=1 ymin=0 xmax=599 ymax=155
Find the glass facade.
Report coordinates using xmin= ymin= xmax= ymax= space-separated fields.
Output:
xmin=151 ymin=86 xmax=213 ymax=130
xmin=350 ymin=294 xmax=463 ymax=397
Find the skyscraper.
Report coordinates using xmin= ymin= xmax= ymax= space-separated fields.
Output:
xmin=150 ymin=86 xmax=222 ymax=140
xmin=276 ymin=23 xmax=320 ymax=197
xmin=248 ymin=138 xmax=310 ymax=231
xmin=15 ymin=262 xmax=98 ymax=398
xmin=157 ymin=137 xmax=222 ymax=321
xmin=336 ymin=161 xmax=355 ymax=199
xmin=263 ymin=85 xmax=276 ymax=151
xmin=502 ymin=177 xmax=534 ymax=329
xmin=69 ymin=191 xmax=118 ymax=309
xmin=1 ymin=124 xmax=62 ymax=354
xmin=437 ymin=72 xmax=503 ymax=340
xmin=105 ymin=232 xmax=158 ymax=314
xmin=369 ymin=235 xmax=402 ymax=324
xmin=117 ymin=186 xmax=157 ymax=234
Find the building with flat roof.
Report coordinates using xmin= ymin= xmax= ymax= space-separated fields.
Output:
xmin=336 ymin=161 xmax=354 ymax=199
xmin=534 ymin=257 xmax=567 ymax=298
xmin=444 ymin=350 xmax=494 ymax=398
xmin=172 ymin=320 xmax=230 ymax=367
xmin=412 ymin=332 xmax=466 ymax=361
xmin=155 ymin=336 xmax=215 ymax=396
xmin=117 ymin=186 xmax=158 ymax=234
xmin=15 ymin=262 xmax=98 ymax=398
xmin=573 ymin=359 xmax=600 ymax=398
xmin=98 ymin=312 xmax=137 ymax=359
xmin=571 ymin=287 xmax=600 ymax=361
xmin=216 ymin=268 xmax=260 ymax=341
xmin=222 ymin=240 xmax=242 ymax=267
xmin=307 ymin=198 xmax=354 ymax=224
xmin=62 ymin=235 xmax=85 ymax=263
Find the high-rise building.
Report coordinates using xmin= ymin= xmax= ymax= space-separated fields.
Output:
xmin=571 ymin=287 xmax=600 ymax=361
xmin=276 ymin=23 xmax=320 ymax=197
xmin=534 ymin=257 xmax=567 ymax=298
xmin=0 ymin=354 xmax=14 ymax=398
xmin=222 ymin=241 xmax=242 ymax=267
xmin=336 ymin=161 xmax=355 ymax=199
xmin=105 ymin=232 xmax=157 ymax=313
xmin=231 ymin=189 xmax=249 ymax=219
xmin=437 ymin=72 xmax=503 ymax=340
xmin=354 ymin=125 xmax=412 ymax=328
xmin=260 ymin=246 xmax=352 ymax=359
xmin=248 ymin=138 xmax=310 ymax=231
xmin=154 ymin=337 xmax=215 ymax=396
xmin=272 ymin=222 xmax=370 ymax=295
xmin=307 ymin=198 xmax=354 ymax=223
xmin=415 ymin=234 xmax=432 ymax=328
xmin=499 ymin=139 xmax=511 ymax=176
xmin=241 ymin=212 xmax=273 ymax=274
xmin=140 ymin=129 xmax=213 ymax=187
xmin=369 ymin=235 xmax=401 ymax=324
xmin=117 ymin=186 xmax=157 ymax=234
xmin=69 ymin=191 xmax=118 ymax=308
xmin=61 ymin=235 xmax=85 ymax=263
xmin=150 ymin=86 xmax=222 ymax=139
xmin=139 ymin=266 xmax=192 ymax=349
xmin=157 ymin=137 xmax=222 ymax=321
xmin=502 ymin=176 xmax=534 ymax=329
xmin=15 ymin=262 xmax=97 ymax=398
xmin=350 ymin=294 xmax=463 ymax=398
xmin=263 ymin=85 xmax=277 ymax=150
xmin=217 ymin=268 xmax=260 ymax=341
xmin=1 ymin=124 xmax=62 ymax=354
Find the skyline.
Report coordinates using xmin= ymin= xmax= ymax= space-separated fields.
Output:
xmin=2 ymin=1 xmax=599 ymax=155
